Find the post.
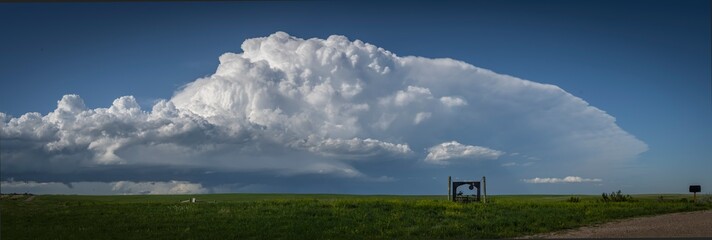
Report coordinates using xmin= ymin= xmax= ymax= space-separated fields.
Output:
xmin=476 ymin=183 xmax=481 ymax=201
xmin=482 ymin=176 xmax=487 ymax=204
xmin=448 ymin=176 xmax=452 ymax=201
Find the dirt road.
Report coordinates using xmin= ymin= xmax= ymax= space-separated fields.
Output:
xmin=528 ymin=210 xmax=712 ymax=238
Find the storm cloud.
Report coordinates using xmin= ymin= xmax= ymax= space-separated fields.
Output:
xmin=1 ymin=32 xmax=647 ymax=193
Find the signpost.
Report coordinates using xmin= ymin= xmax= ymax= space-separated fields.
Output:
xmin=689 ymin=185 xmax=701 ymax=202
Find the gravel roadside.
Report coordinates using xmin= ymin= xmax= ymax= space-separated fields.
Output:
xmin=525 ymin=210 xmax=712 ymax=238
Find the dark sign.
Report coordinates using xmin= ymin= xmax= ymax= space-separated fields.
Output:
xmin=689 ymin=185 xmax=701 ymax=193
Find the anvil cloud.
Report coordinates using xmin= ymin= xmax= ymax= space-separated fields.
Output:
xmin=0 ymin=32 xmax=647 ymax=193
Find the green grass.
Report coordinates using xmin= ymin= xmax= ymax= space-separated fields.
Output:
xmin=1 ymin=194 xmax=710 ymax=239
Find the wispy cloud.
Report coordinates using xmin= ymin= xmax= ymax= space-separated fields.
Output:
xmin=501 ymin=162 xmax=534 ymax=167
xmin=523 ymin=176 xmax=603 ymax=184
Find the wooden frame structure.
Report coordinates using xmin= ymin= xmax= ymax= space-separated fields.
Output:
xmin=448 ymin=176 xmax=487 ymax=203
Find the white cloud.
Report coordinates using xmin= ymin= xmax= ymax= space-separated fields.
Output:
xmin=295 ymin=137 xmax=412 ymax=159
xmin=413 ymin=112 xmax=432 ymax=125
xmin=439 ymin=96 xmax=468 ymax=107
xmin=523 ymin=176 xmax=603 ymax=184
xmin=1 ymin=32 xmax=647 ymax=187
xmin=392 ymin=86 xmax=434 ymax=107
xmin=425 ymin=141 xmax=504 ymax=164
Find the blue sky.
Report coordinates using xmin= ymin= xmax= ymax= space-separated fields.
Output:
xmin=1 ymin=1 xmax=710 ymax=195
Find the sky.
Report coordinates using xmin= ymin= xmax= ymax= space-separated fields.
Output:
xmin=0 ymin=0 xmax=710 ymax=195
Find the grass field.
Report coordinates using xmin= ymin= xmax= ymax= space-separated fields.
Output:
xmin=1 ymin=193 xmax=710 ymax=239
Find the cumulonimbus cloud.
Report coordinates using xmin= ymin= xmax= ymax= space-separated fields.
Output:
xmin=1 ymin=32 xmax=647 ymax=186
xmin=523 ymin=176 xmax=603 ymax=184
